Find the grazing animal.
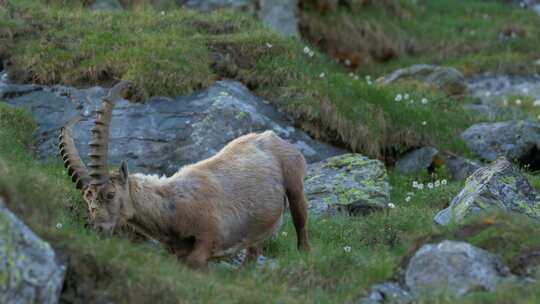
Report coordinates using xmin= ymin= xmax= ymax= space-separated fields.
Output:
xmin=59 ymin=81 xmax=310 ymax=269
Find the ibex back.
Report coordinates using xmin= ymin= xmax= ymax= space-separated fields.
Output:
xmin=59 ymin=81 xmax=310 ymax=269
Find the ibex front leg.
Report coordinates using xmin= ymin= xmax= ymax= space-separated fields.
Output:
xmin=184 ymin=232 xmax=217 ymax=270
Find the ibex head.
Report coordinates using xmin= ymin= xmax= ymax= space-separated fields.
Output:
xmin=59 ymin=81 xmax=139 ymax=234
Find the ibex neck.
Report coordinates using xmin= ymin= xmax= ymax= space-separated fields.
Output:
xmin=127 ymin=174 xmax=172 ymax=241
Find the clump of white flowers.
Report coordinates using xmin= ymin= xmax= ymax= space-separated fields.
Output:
xmin=412 ymin=179 xmax=447 ymax=191
xmin=343 ymin=246 xmax=352 ymax=253
xmin=56 ymin=223 xmax=63 ymax=229
xmin=266 ymin=42 xmax=273 ymax=49
xmin=366 ymin=75 xmax=373 ymax=85
xmin=395 ymin=94 xmax=403 ymax=102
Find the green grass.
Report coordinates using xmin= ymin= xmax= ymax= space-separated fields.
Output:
xmin=0 ymin=0 xmax=475 ymax=160
xmin=3 ymin=103 xmax=540 ymax=303
xmin=300 ymin=0 xmax=540 ymax=77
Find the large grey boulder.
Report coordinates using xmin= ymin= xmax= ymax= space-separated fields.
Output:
xmin=405 ymin=241 xmax=511 ymax=297
xmin=183 ymin=0 xmax=299 ymax=37
xmin=0 ymin=198 xmax=66 ymax=304
xmin=461 ymin=120 xmax=540 ymax=167
xmin=377 ymin=64 xmax=466 ymax=96
xmin=434 ymin=158 xmax=540 ymax=225
xmin=304 ymin=154 xmax=390 ymax=216
xmin=2 ymin=80 xmax=343 ymax=176
xmin=359 ymin=240 xmax=513 ymax=303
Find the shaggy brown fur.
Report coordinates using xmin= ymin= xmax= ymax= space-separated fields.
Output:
xmin=60 ymin=82 xmax=310 ymax=269
xmin=89 ymin=132 xmax=310 ymax=269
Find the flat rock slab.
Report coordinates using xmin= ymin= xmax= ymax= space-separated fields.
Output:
xmin=1 ymin=79 xmax=343 ymax=176
xmin=0 ymin=199 xmax=66 ymax=304
xmin=305 ymin=154 xmax=390 ymax=216
xmin=377 ymin=64 xmax=466 ymax=96
xmin=434 ymin=158 xmax=540 ymax=225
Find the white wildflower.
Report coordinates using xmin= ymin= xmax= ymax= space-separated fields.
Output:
xmin=266 ymin=42 xmax=273 ymax=48
xmin=404 ymin=93 xmax=410 ymax=100
xmin=319 ymin=72 xmax=326 ymax=78
xmin=515 ymin=99 xmax=522 ymax=106
xmin=349 ymin=72 xmax=355 ymax=77
xmin=427 ymin=182 xmax=434 ymax=189
xmin=422 ymin=121 xmax=427 ymax=126
xmin=353 ymin=75 xmax=359 ymax=80
xmin=303 ymin=46 xmax=310 ymax=54
xmin=421 ymin=98 xmax=428 ymax=105
xmin=160 ymin=11 xmax=165 ymax=16
xmin=388 ymin=203 xmax=396 ymax=209
xmin=345 ymin=59 xmax=351 ymax=66
xmin=502 ymin=98 xmax=509 ymax=107
xmin=281 ymin=231 xmax=288 ymax=237
xmin=412 ymin=181 xmax=419 ymax=188
xmin=309 ymin=51 xmax=315 ymax=57
xmin=56 ymin=223 xmax=63 ymax=229
xmin=441 ymin=179 xmax=448 ymax=185
xmin=395 ymin=94 xmax=403 ymax=102
xmin=405 ymin=196 xmax=411 ymax=202
xmin=343 ymin=246 xmax=352 ymax=253
xmin=434 ymin=180 xmax=441 ymax=187
xmin=417 ymin=183 xmax=424 ymax=190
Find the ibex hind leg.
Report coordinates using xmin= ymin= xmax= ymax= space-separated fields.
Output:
xmin=286 ymin=185 xmax=311 ymax=251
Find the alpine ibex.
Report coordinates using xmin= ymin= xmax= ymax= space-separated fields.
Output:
xmin=59 ymin=81 xmax=310 ymax=269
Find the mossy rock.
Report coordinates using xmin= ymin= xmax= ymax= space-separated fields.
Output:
xmin=304 ymin=153 xmax=390 ymax=216
xmin=434 ymin=157 xmax=540 ymax=225
xmin=0 ymin=198 xmax=66 ymax=304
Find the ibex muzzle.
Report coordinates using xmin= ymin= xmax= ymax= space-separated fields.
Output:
xmin=59 ymin=81 xmax=311 ymax=269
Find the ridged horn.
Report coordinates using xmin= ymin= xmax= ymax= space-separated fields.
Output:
xmin=88 ymin=80 xmax=136 ymax=185
xmin=59 ymin=116 xmax=91 ymax=190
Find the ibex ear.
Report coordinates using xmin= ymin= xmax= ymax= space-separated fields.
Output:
xmin=119 ymin=161 xmax=129 ymax=184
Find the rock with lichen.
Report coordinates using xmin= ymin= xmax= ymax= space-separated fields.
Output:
xmin=304 ymin=154 xmax=390 ymax=216
xmin=0 ymin=198 xmax=66 ymax=304
xmin=434 ymin=157 xmax=540 ymax=225
xmin=2 ymin=80 xmax=343 ymax=176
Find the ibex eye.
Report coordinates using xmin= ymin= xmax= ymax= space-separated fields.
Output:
xmin=106 ymin=192 xmax=115 ymax=200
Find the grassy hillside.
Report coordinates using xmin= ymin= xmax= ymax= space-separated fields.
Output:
xmin=3 ymin=102 xmax=540 ymax=303
xmin=300 ymin=0 xmax=540 ymax=75
xmin=2 ymin=0 xmax=540 ymax=302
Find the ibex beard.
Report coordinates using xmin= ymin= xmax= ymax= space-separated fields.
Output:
xmin=59 ymin=81 xmax=311 ymax=269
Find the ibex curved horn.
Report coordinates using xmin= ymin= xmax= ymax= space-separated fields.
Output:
xmin=88 ymin=80 xmax=137 ymax=185
xmin=59 ymin=116 xmax=91 ymax=190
